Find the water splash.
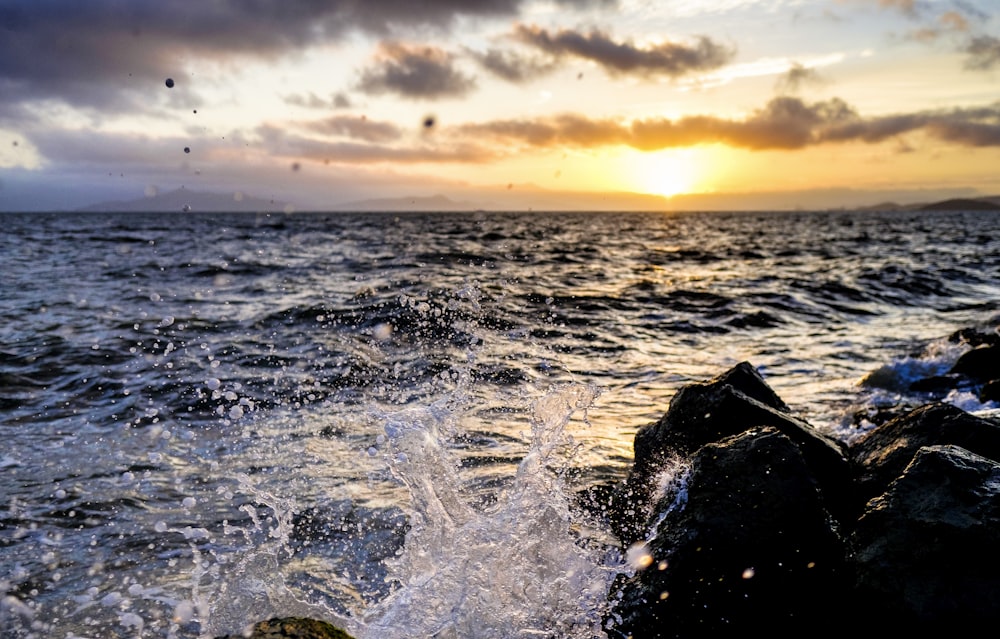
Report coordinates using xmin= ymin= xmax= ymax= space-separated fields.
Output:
xmin=358 ymin=384 xmax=619 ymax=639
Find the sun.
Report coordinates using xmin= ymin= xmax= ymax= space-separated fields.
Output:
xmin=628 ymin=149 xmax=703 ymax=198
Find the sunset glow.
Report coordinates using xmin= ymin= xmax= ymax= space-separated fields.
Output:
xmin=0 ymin=1 xmax=998 ymax=211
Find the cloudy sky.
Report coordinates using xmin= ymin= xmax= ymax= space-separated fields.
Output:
xmin=1 ymin=0 xmax=998 ymax=211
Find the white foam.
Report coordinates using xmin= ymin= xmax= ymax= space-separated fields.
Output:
xmin=358 ymin=384 xmax=619 ymax=639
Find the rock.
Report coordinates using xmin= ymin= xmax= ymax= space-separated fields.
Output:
xmin=850 ymin=445 xmax=1000 ymax=632
xmin=907 ymin=374 xmax=961 ymax=394
xmin=610 ymin=362 xmax=851 ymax=545
xmin=948 ymin=326 xmax=1000 ymax=348
xmin=608 ymin=359 xmax=1000 ymax=638
xmin=214 ymin=617 xmax=356 ymax=639
xmin=607 ymin=427 xmax=851 ymax=638
xmin=949 ymin=343 xmax=1000 ymax=382
xmin=981 ymin=379 xmax=1000 ymax=403
xmin=849 ymin=402 xmax=1000 ymax=506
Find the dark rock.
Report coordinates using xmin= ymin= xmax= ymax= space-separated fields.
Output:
xmin=949 ymin=344 xmax=1000 ymax=381
xmin=850 ymin=445 xmax=1000 ymax=632
xmin=611 ymin=362 xmax=851 ymax=545
xmin=609 ymin=358 xmax=1000 ymax=638
xmin=948 ymin=326 xmax=1000 ymax=348
xmin=908 ymin=374 xmax=961 ymax=394
xmin=981 ymin=379 xmax=1000 ymax=403
xmin=849 ymin=403 xmax=1000 ymax=506
xmin=607 ymin=427 xmax=851 ymax=639
xmin=214 ymin=617 xmax=355 ymax=639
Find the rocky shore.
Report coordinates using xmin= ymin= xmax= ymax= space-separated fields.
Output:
xmin=603 ymin=324 xmax=1000 ymax=637
xmin=224 ymin=327 xmax=1000 ymax=639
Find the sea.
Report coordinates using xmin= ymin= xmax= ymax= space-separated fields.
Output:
xmin=1 ymin=208 xmax=998 ymax=638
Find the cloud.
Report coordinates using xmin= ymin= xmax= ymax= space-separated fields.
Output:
xmin=883 ymin=3 xmax=998 ymax=73
xmin=774 ymin=62 xmax=827 ymax=94
xmin=304 ymin=115 xmax=403 ymax=143
xmin=0 ymin=1 xmax=619 ymax=116
xmin=455 ymin=97 xmax=1000 ymax=151
xmin=466 ymin=48 xmax=559 ymax=83
xmin=875 ymin=0 xmax=922 ymax=18
xmin=256 ymin=123 xmax=494 ymax=164
xmin=356 ymin=42 xmax=476 ymax=99
xmin=511 ymin=24 xmax=734 ymax=78
xmin=284 ymin=92 xmax=356 ymax=110
xmin=964 ymin=35 xmax=1000 ymax=70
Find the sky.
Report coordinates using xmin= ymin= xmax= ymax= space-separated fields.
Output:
xmin=0 ymin=0 xmax=998 ymax=211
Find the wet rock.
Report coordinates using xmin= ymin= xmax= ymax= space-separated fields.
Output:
xmin=607 ymin=427 xmax=851 ymax=639
xmin=948 ymin=326 xmax=1000 ymax=348
xmin=981 ymin=378 xmax=1000 ymax=403
xmin=610 ymin=362 xmax=850 ymax=545
xmin=609 ymin=360 xmax=1000 ymax=637
xmin=214 ymin=617 xmax=355 ymax=639
xmin=949 ymin=344 xmax=1000 ymax=382
xmin=907 ymin=373 xmax=961 ymax=394
xmin=848 ymin=402 xmax=1000 ymax=506
xmin=850 ymin=445 xmax=1000 ymax=633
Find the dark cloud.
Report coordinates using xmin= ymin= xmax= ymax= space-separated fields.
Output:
xmin=0 ymin=1 xmax=617 ymax=116
xmin=511 ymin=23 xmax=734 ymax=78
xmin=456 ymin=97 xmax=1000 ymax=151
xmin=775 ymin=63 xmax=827 ymax=94
xmin=356 ymin=42 xmax=476 ymax=99
xmin=304 ymin=115 xmax=403 ymax=143
xmin=964 ymin=35 xmax=1000 ymax=70
xmin=466 ymin=48 xmax=558 ymax=83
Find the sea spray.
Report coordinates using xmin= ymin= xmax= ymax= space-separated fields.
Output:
xmin=358 ymin=384 xmax=621 ymax=639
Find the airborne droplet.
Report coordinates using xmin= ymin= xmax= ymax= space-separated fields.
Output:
xmin=184 ymin=147 xmax=190 ymax=154
xmin=165 ymin=78 xmax=175 ymax=88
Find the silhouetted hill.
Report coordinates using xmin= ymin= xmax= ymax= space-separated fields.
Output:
xmin=916 ymin=197 xmax=1000 ymax=211
xmin=330 ymin=194 xmax=479 ymax=211
xmin=78 ymin=187 xmax=294 ymax=213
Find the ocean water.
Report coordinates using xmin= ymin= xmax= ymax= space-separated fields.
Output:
xmin=1 ymin=209 xmax=998 ymax=638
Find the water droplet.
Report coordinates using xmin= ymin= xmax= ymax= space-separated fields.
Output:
xmin=182 ymin=497 xmax=196 ymax=509
xmin=228 ymin=405 xmax=244 ymax=420
xmin=154 ymin=521 xmax=168 ymax=533
xmin=373 ymin=323 xmax=393 ymax=341
xmin=206 ymin=378 xmax=221 ymax=391
xmin=423 ymin=115 xmax=436 ymax=129
xmin=165 ymin=78 xmax=174 ymax=88
xmin=173 ymin=600 xmax=195 ymax=624
xmin=742 ymin=567 xmax=756 ymax=579
xmin=183 ymin=147 xmax=190 ymax=154
xmin=626 ymin=542 xmax=654 ymax=571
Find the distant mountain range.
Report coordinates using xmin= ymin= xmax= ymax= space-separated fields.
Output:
xmin=76 ymin=186 xmax=1000 ymax=214
xmin=853 ymin=196 xmax=1000 ymax=212
xmin=76 ymin=187 xmax=294 ymax=213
